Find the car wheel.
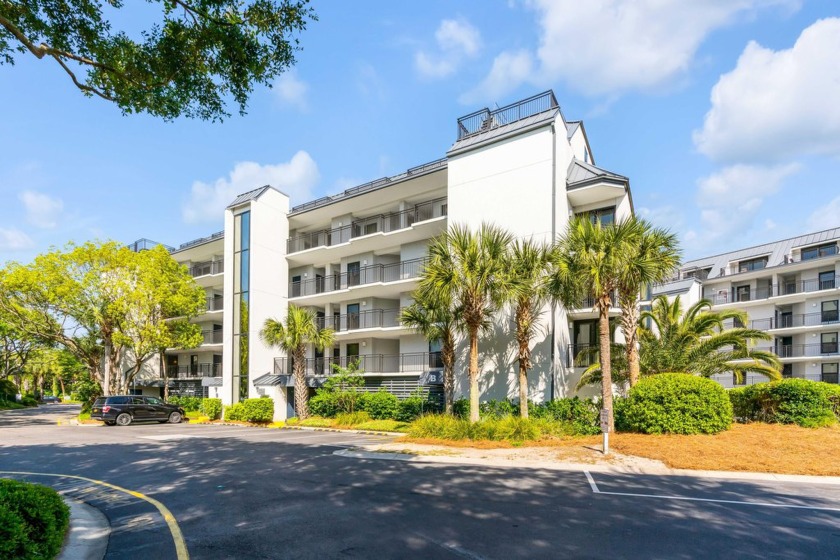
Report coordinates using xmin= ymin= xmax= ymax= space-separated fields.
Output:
xmin=115 ymin=413 xmax=132 ymax=426
xmin=168 ymin=411 xmax=182 ymax=424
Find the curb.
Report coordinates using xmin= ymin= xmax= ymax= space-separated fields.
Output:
xmin=59 ymin=497 xmax=110 ymax=560
xmin=281 ymin=425 xmax=404 ymax=436
xmin=333 ymin=449 xmax=840 ymax=485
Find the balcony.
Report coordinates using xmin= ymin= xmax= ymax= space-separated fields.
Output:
xmin=190 ymin=259 xmax=224 ymax=278
xmin=205 ymin=295 xmax=224 ymax=312
xmin=201 ymin=330 xmax=223 ymax=345
xmin=567 ymin=344 xmax=598 ymax=367
xmin=289 ymin=258 xmax=426 ymax=299
xmin=167 ymin=363 xmax=221 ymax=379
xmin=760 ymin=343 xmax=840 ymax=359
xmin=748 ymin=311 xmax=839 ymax=331
xmin=317 ymin=308 xmax=402 ymax=332
xmin=287 ymin=197 xmax=447 ymax=254
xmin=273 ymin=352 xmax=444 ymax=377
xmin=706 ymin=274 xmax=839 ymax=305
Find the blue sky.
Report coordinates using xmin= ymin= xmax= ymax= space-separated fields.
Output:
xmin=1 ymin=0 xmax=839 ymax=264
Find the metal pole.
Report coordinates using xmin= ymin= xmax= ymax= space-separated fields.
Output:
xmin=603 ymin=432 xmax=609 ymax=455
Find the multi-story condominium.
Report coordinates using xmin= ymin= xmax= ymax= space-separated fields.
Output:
xmin=655 ymin=228 xmax=840 ymax=388
xmin=133 ymin=90 xmax=633 ymax=419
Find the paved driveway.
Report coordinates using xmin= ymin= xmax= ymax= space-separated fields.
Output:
xmin=2 ymin=405 xmax=839 ymax=559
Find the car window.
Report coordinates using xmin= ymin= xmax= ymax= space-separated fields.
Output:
xmin=108 ymin=396 xmax=128 ymax=405
xmin=146 ymin=397 xmax=163 ymax=405
xmin=93 ymin=398 xmax=105 ymax=406
xmin=130 ymin=397 xmax=145 ymax=404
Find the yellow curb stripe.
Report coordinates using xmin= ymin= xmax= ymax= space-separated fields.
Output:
xmin=0 ymin=471 xmax=189 ymax=560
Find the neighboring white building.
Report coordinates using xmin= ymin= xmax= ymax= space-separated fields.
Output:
xmin=655 ymin=228 xmax=840 ymax=388
xmin=134 ymin=90 xmax=635 ymax=418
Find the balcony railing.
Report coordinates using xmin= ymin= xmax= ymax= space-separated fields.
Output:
xmin=287 ymin=197 xmax=447 ymax=253
xmin=568 ymin=344 xmax=598 ymax=367
xmin=205 ymin=295 xmax=224 ymax=312
xmin=201 ymin=330 xmax=223 ymax=345
xmin=190 ymin=260 xmax=224 ymax=278
xmin=706 ymin=275 xmax=839 ymax=305
xmin=317 ymin=308 xmax=402 ymax=332
xmin=178 ymin=230 xmax=224 ymax=251
xmin=746 ymin=311 xmax=839 ymax=331
xmin=757 ymin=343 xmax=840 ymax=358
xmin=167 ymin=363 xmax=221 ymax=379
xmin=290 ymin=258 xmax=426 ymax=298
xmin=273 ymin=352 xmax=444 ymax=377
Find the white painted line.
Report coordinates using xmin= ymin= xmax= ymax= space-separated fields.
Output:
xmin=584 ymin=470 xmax=600 ymax=493
xmin=593 ymin=488 xmax=840 ymax=513
xmin=139 ymin=434 xmax=197 ymax=441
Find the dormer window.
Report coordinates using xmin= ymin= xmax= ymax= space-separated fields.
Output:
xmin=739 ymin=256 xmax=768 ymax=273
xmin=576 ymin=206 xmax=615 ymax=226
xmin=683 ymin=267 xmax=711 ymax=281
xmin=801 ymin=243 xmax=838 ymax=261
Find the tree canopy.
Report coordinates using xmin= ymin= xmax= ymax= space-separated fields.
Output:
xmin=0 ymin=0 xmax=315 ymax=120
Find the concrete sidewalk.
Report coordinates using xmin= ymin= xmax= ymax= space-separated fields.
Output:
xmin=59 ymin=497 xmax=110 ymax=560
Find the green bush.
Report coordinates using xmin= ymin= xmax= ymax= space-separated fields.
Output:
xmin=395 ymin=394 xmax=435 ymax=422
xmin=335 ymin=411 xmax=371 ymax=426
xmin=0 ymin=479 xmax=70 ymax=560
xmin=452 ymin=398 xmax=470 ymax=419
xmin=362 ymin=390 xmax=399 ymax=420
xmin=532 ymin=397 xmax=600 ymax=435
xmin=199 ymin=398 xmax=222 ymax=420
xmin=19 ymin=396 xmax=38 ymax=407
xmin=731 ymin=379 xmax=840 ymax=428
xmin=71 ymin=376 xmax=102 ymax=413
xmin=479 ymin=399 xmax=517 ymax=418
xmin=621 ymin=373 xmax=733 ymax=435
xmin=0 ymin=378 xmax=18 ymax=403
xmin=309 ymin=392 xmax=339 ymax=418
xmin=167 ymin=395 xmax=202 ymax=412
xmin=408 ymin=414 xmax=473 ymax=440
xmin=408 ymin=414 xmax=546 ymax=442
xmin=225 ymin=398 xmax=274 ymax=422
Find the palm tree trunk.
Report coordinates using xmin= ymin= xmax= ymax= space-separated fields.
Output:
xmin=599 ymin=299 xmax=614 ymax=432
xmin=621 ymin=297 xmax=641 ymax=387
xmin=293 ymin=347 xmax=309 ymax=419
xmin=518 ymin=360 xmax=528 ymax=418
xmin=469 ymin=328 xmax=480 ymax=423
xmin=516 ymin=301 xmax=531 ymax=418
xmin=442 ymin=335 xmax=455 ymax=415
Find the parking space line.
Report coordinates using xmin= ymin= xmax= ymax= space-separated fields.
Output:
xmin=0 ymin=471 xmax=190 ymax=559
xmin=584 ymin=472 xmax=840 ymax=513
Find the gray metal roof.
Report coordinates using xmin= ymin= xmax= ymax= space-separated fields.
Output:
xmin=252 ymin=373 xmax=288 ymax=386
xmin=652 ymin=278 xmax=698 ymax=296
xmin=448 ymin=108 xmax=560 ymax=155
xmin=565 ymin=120 xmax=581 ymax=139
xmin=681 ymin=227 xmax=840 ymax=280
xmin=566 ymin=158 xmax=628 ymax=188
xmin=202 ymin=377 xmax=223 ymax=387
xmin=227 ymin=185 xmax=272 ymax=209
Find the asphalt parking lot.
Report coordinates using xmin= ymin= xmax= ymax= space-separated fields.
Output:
xmin=2 ymin=404 xmax=839 ymax=559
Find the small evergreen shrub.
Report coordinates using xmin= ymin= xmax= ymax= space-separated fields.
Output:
xmin=532 ymin=397 xmax=600 ymax=435
xmin=0 ymin=378 xmax=18 ymax=403
xmin=70 ymin=376 xmax=102 ymax=413
xmin=452 ymin=398 xmax=470 ymax=419
xmin=309 ymin=392 xmax=339 ymax=417
xmin=0 ymin=479 xmax=69 ymax=560
xmin=731 ymin=379 xmax=840 ymax=428
xmin=622 ymin=373 xmax=733 ymax=435
xmin=200 ymin=398 xmax=222 ymax=420
xmin=225 ymin=398 xmax=274 ymax=422
xmin=479 ymin=399 xmax=517 ymax=418
xmin=167 ymin=395 xmax=202 ymax=412
xmin=395 ymin=391 xmax=438 ymax=422
xmin=362 ymin=390 xmax=399 ymax=420
xmin=334 ymin=411 xmax=371 ymax=426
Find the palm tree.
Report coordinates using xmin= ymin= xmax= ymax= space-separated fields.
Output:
xmin=260 ymin=304 xmax=334 ymax=419
xmin=417 ymin=223 xmax=514 ymax=422
xmin=551 ymin=216 xmax=636 ymax=431
xmin=401 ymin=292 xmax=458 ymax=414
xmin=505 ymin=239 xmax=552 ymax=418
xmin=615 ymin=218 xmax=681 ymax=387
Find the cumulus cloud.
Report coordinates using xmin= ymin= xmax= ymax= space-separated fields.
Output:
xmin=273 ymin=70 xmax=309 ymax=111
xmin=182 ymin=151 xmax=320 ymax=224
xmin=684 ymin=163 xmax=799 ymax=251
xmin=415 ymin=18 xmax=482 ymax=79
xmin=465 ymin=0 xmax=798 ymax=102
xmin=694 ymin=18 xmax=840 ymax=163
xmin=807 ymin=195 xmax=840 ymax=232
xmin=0 ymin=228 xmax=35 ymax=251
xmin=18 ymin=190 xmax=63 ymax=229
xmin=460 ymin=50 xmax=534 ymax=104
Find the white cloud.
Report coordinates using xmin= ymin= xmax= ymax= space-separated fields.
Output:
xmin=273 ymin=70 xmax=309 ymax=111
xmin=807 ymin=195 xmax=840 ymax=232
xmin=0 ymin=228 xmax=35 ymax=251
xmin=460 ymin=50 xmax=534 ymax=104
xmin=694 ymin=18 xmax=840 ymax=163
xmin=415 ymin=19 xmax=482 ymax=79
xmin=465 ymin=0 xmax=798 ymax=102
xmin=182 ymin=151 xmax=320 ymax=224
xmin=684 ymin=163 xmax=799 ymax=250
xmin=18 ymin=190 xmax=63 ymax=229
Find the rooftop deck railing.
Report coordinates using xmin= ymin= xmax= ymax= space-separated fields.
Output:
xmin=456 ymin=91 xmax=559 ymax=139
xmin=706 ymin=275 xmax=838 ymax=305
xmin=287 ymin=197 xmax=447 ymax=253
xmin=273 ymin=352 xmax=444 ymax=377
xmin=178 ymin=231 xmax=224 ymax=251
xmin=290 ymin=258 xmax=426 ymax=298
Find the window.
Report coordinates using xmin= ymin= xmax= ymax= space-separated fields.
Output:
xmin=735 ymin=285 xmax=751 ymax=302
xmin=232 ymin=211 xmax=251 ymax=402
xmin=821 ymin=332 xmax=838 ymax=354
xmin=576 ymin=206 xmax=615 ymax=226
xmin=823 ymin=363 xmax=839 ymax=384
xmin=782 ymin=364 xmax=793 ymax=378
xmin=683 ymin=268 xmax=711 ymax=281
xmin=801 ymin=243 xmax=838 ymax=261
xmin=819 ymin=270 xmax=836 ymax=290
xmin=822 ymin=301 xmax=839 ymax=324
xmin=738 ymin=256 xmax=768 ymax=273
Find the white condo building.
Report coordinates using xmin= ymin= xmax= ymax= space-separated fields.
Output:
xmin=132 ymin=91 xmax=634 ymax=419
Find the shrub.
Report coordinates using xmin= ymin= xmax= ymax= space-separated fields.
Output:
xmin=532 ymin=397 xmax=600 ymax=435
xmin=19 ymin=396 xmax=38 ymax=407
xmin=452 ymin=398 xmax=470 ymax=419
xmin=621 ymin=373 xmax=733 ymax=435
xmin=362 ymin=390 xmax=399 ymax=420
xmin=732 ymin=379 xmax=839 ymax=428
xmin=395 ymin=394 xmax=434 ymax=422
xmin=71 ymin=376 xmax=102 ymax=413
xmin=0 ymin=378 xmax=18 ymax=403
xmin=167 ymin=395 xmax=202 ymax=412
xmin=309 ymin=392 xmax=339 ymax=418
xmin=200 ymin=398 xmax=222 ymax=420
xmin=479 ymin=399 xmax=517 ymax=418
xmin=408 ymin=414 xmax=473 ymax=440
xmin=408 ymin=414 xmax=545 ymax=442
xmin=0 ymin=479 xmax=69 ymax=560
xmin=225 ymin=398 xmax=274 ymax=422
xmin=334 ymin=411 xmax=371 ymax=426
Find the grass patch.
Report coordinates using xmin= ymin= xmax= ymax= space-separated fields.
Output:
xmin=298 ymin=417 xmax=336 ymax=428
xmin=76 ymin=412 xmax=99 ymax=425
xmin=355 ymin=419 xmax=410 ymax=432
xmin=185 ymin=411 xmax=202 ymax=420
xmin=0 ymin=401 xmax=25 ymax=411
xmin=610 ymin=423 xmax=840 ymax=476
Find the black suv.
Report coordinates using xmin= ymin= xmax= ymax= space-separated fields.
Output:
xmin=91 ymin=396 xmax=185 ymax=426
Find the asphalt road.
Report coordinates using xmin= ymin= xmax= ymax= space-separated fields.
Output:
xmin=1 ymin=404 xmax=839 ymax=559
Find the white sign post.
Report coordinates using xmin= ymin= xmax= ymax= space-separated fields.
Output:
xmin=600 ymin=408 xmax=611 ymax=455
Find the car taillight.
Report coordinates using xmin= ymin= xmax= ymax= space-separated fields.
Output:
xmin=102 ymin=405 xmax=111 ymax=413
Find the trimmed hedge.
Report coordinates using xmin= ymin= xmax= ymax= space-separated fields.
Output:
xmin=621 ymin=373 xmax=733 ymax=435
xmin=167 ymin=395 xmax=202 ymax=412
xmin=0 ymin=479 xmax=69 ymax=560
xmin=200 ymin=398 xmax=223 ymax=420
xmin=362 ymin=391 xmax=398 ymax=420
xmin=730 ymin=379 xmax=840 ymax=428
xmin=224 ymin=398 xmax=274 ymax=422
